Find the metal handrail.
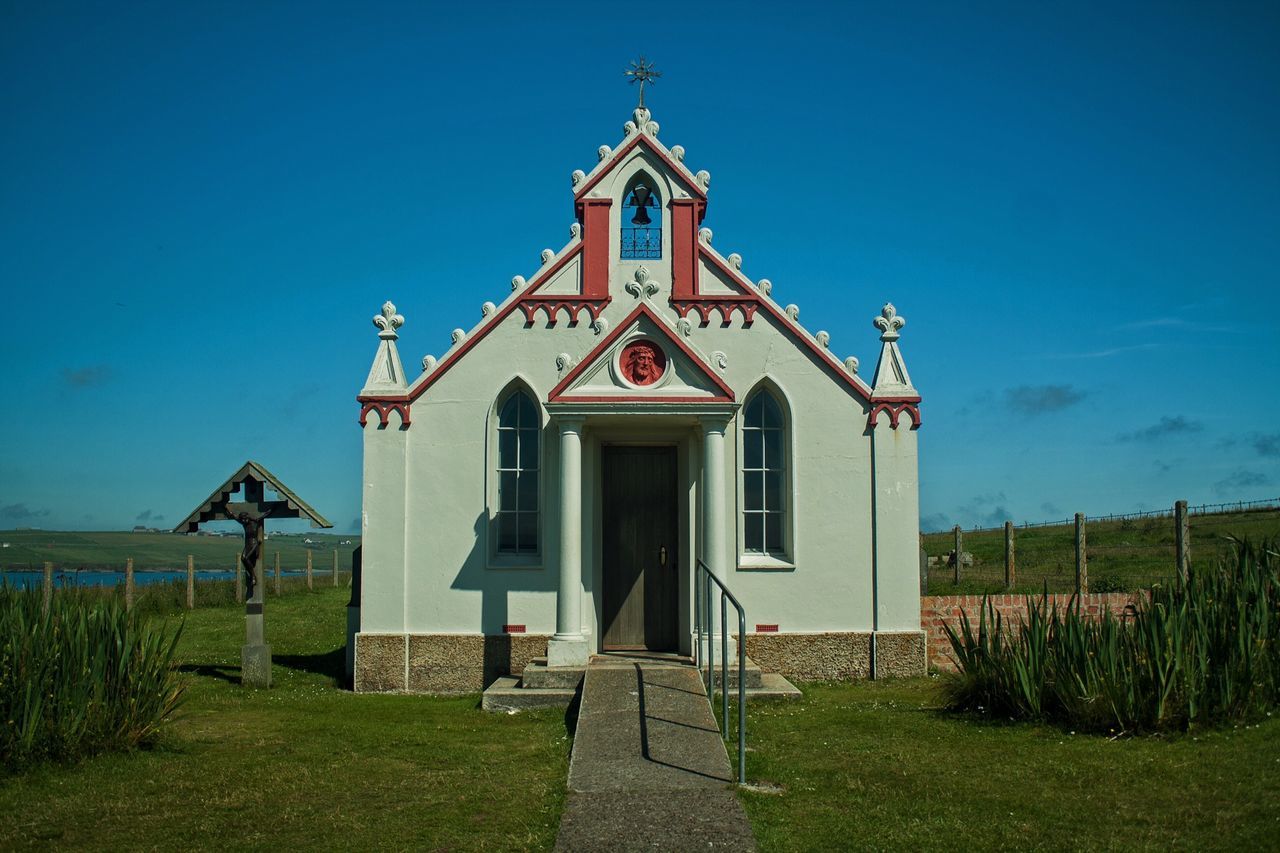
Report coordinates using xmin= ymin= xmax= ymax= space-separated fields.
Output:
xmin=694 ymin=558 xmax=746 ymax=785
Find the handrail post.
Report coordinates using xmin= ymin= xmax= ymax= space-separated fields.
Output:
xmin=738 ymin=607 xmax=746 ymax=785
xmin=721 ymin=593 xmax=729 ymax=737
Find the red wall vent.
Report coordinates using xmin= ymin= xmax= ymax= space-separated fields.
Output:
xmin=502 ymin=624 xmax=526 ymax=634
xmin=755 ymin=624 xmax=779 ymax=633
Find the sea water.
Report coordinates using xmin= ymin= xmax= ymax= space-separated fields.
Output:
xmin=0 ymin=569 xmax=309 ymax=590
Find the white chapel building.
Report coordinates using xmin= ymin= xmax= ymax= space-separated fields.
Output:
xmin=352 ymin=103 xmax=925 ymax=692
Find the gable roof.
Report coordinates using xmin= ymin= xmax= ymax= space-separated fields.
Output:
xmin=548 ymin=301 xmax=734 ymax=404
xmin=573 ymin=130 xmax=707 ymax=203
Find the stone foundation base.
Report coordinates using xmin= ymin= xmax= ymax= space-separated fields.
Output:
xmin=743 ymin=631 xmax=926 ymax=681
xmin=353 ymin=633 xmax=550 ymax=693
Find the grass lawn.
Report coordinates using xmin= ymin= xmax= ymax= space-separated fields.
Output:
xmin=0 ymin=587 xmax=570 ymax=851
xmin=736 ymin=679 xmax=1280 ymax=852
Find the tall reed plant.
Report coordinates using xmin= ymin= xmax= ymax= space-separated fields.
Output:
xmin=0 ymin=585 xmax=186 ymax=769
xmin=943 ymin=536 xmax=1279 ymax=733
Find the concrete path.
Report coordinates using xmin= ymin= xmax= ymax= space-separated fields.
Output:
xmin=554 ymin=657 xmax=756 ymax=852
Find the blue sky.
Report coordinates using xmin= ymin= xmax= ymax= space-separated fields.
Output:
xmin=2 ymin=1 xmax=1278 ymax=534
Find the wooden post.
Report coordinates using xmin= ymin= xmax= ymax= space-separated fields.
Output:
xmin=332 ymin=549 xmax=339 ymax=587
xmin=274 ymin=552 xmax=281 ymax=596
xmin=235 ymin=554 xmax=244 ymax=603
xmin=1074 ymin=513 xmax=1087 ymax=595
xmin=306 ymin=549 xmax=313 ymax=591
xmin=125 ymin=557 xmax=135 ymax=612
xmin=1004 ymin=521 xmax=1015 ymax=590
xmin=952 ymin=525 xmax=962 ymax=584
xmin=186 ymin=554 xmax=195 ymax=609
xmin=42 ymin=561 xmax=53 ymax=615
xmin=1175 ymin=499 xmax=1190 ymax=581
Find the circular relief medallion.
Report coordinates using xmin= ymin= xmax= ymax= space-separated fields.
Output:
xmin=620 ymin=339 xmax=667 ymax=386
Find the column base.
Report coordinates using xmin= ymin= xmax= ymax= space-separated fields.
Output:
xmin=547 ymin=635 xmax=590 ymax=668
xmin=241 ymin=643 xmax=272 ymax=688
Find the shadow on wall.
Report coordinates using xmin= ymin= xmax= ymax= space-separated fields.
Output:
xmin=451 ymin=512 xmax=560 ymax=687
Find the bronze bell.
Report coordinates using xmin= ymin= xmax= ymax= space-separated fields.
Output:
xmin=630 ymin=184 xmax=653 ymax=226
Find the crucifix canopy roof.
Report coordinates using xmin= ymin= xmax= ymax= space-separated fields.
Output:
xmin=173 ymin=460 xmax=332 ymax=533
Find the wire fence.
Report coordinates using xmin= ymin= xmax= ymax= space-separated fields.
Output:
xmin=921 ymin=501 xmax=1280 ymax=596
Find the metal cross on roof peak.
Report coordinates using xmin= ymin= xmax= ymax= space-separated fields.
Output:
xmin=625 ymin=57 xmax=661 ymax=109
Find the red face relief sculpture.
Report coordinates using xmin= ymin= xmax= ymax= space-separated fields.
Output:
xmin=621 ymin=341 xmax=666 ymax=386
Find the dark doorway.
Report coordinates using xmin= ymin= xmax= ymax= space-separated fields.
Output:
xmin=601 ymin=446 xmax=679 ymax=651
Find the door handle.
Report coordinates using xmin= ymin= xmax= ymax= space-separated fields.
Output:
xmin=659 ymin=545 xmax=668 ymax=567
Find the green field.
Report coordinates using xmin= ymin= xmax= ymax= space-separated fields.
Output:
xmin=0 ymin=529 xmax=360 ymax=574
xmin=4 ymin=588 xmax=1278 ymax=849
xmin=921 ymin=507 xmax=1280 ymax=594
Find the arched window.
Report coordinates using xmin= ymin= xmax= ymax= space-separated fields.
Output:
xmin=496 ymin=390 xmax=540 ymax=554
xmin=621 ymin=176 xmax=661 ymax=259
xmin=742 ymin=390 xmax=787 ymax=556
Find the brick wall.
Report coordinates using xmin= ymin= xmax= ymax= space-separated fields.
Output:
xmin=921 ymin=592 xmax=1142 ymax=672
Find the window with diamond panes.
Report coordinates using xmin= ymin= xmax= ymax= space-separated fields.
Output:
xmin=742 ymin=391 xmax=786 ymax=555
xmin=496 ymin=391 xmax=540 ymax=554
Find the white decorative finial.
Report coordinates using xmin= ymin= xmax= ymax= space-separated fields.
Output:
xmin=695 ymin=170 xmax=711 ymax=190
xmin=556 ymin=353 xmax=574 ymax=374
xmin=728 ymin=253 xmax=742 ymax=270
xmin=698 ymin=227 xmax=713 ymax=244
xmin=816 ymin=331 xmax=830 ymax=349
xmin=571 ymin=169 xmax=586 ymax=188
xmin=540 ymin=249 xmax=555 ymax=265
xmin=570 ymin=222 xmax=582 ymax=239
xmin=844 ymin=356 xmax=860 ymax=375
xmin=712 ymin=351 xmax=728 ymax=371
xmin=757 ymin=278 xmax=772 ymax=296
xmin=422 ymin=355 xmax=437 ymax=373
xmin=785 ymin=304 xmax=800 ymax=321
xmin=676 ymin=317 xmax=693 ymax=338
xmin=626 ymin=266 xmax=660 ymax=299
xmin=373 ymin=301 xmax=404 ymax=340
xmin=874 ymin=303 xmax=905 ymax=341
xmin=597 ymin=145 xmax=613 ymax=161
xmin=481 ymin=301 xmax=496 ymax=319
xmin=670 ymin=145 xmax=685 ymax=162
xmin=511 ymin=275 xmax=527 ymax=292
xmin=451 ymin=328 xmax=466 ymax=345
xmin=590 ymin=316 xmax=610 ymax=335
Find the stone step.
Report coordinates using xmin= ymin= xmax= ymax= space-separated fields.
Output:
xmin=481 ymin=676 xmax=577 ymax=712
xmin=520 ymin=658 xmax=587 ymax=690
xmin=698 ymin=656 xmax=765 ymax=690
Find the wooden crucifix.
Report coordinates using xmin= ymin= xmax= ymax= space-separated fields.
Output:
xmin=175 ymin=461 xmax=331 ymax=688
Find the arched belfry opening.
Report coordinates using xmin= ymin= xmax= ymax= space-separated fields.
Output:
xmin=621 ymin=174 xmax=662 ymax=259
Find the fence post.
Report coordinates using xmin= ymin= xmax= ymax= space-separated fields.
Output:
xmin=952 ymin=525 xmax=962 ymax=584
xmin=919 ymin=545 xmax=928 ymax=596
xmin=332 ymin=549 xmax=339 ymax=587
xmin=1074 ymin=513 xmax=1087 ymax=596
xmin=306 ymin=549 xmax=313 ymax=591
xmin=1174 ymin=499 xmax=1190 ymax=581
xmin=235 ymin=554 xmax=244 ymax=603
xmin=274 ymin=552 xmax=281 ymax=596
xmin=186 ymin=554 xmax=195 ymax=609
xmin=1004 ymin=521 xmax=1015 ymax=590
xmin=125 ymin=557 xmax=135 ymax=612
xmin=43 ymin=561 xmax=53 ymax=615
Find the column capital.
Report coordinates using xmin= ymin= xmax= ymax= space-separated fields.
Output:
xmin=557 ymin=415 xmax=587 ymax=433
xmin=697 ymin=413 xmax=732 ymax=434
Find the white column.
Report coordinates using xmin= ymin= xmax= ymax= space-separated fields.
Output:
xmin=548 ymin=416 xmax=589 ymax=667
xmin=700 ymin=415 xmax=734 ymax=661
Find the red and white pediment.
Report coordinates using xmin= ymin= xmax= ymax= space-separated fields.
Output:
xmin=548 ymin=302 xmax=734 ymax=404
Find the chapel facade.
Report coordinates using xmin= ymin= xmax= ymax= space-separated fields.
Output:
xmin=352 ymin=104 xmax=925 ymax=692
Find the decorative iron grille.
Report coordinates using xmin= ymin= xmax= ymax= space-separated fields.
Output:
xmin=621 ymin=227 xmax=661 ymax=259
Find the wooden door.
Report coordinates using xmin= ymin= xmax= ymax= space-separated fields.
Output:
xmin=601 ymin=446 xmax=678 ymax=650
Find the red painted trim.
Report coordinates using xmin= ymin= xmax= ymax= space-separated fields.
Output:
xmin=553 ymin=394 xmax=735 ymax=404
xmin=672 ymin=297 xmax=759 ymax=326
xmin=867 ymin=401 xmax=922 ymax=430
xmin=573 ymin=134 xmax=706 ymax=202
xmin=358 ymin=401 xmax=412 ymax=428
xmin=548 ymin=301 xmax=736 ymax=402
xmin=502 ymin=624 xmax=526 ymax=634
xmin=580 ymin=199 xmax=611 ymax=299
xmin=518 ymin=297 xmax=609 ymax=326
xmin=755 ymin=624 xmax=779 ymax=633
xmin=671 ymin=199 xmax=698 ymax=302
